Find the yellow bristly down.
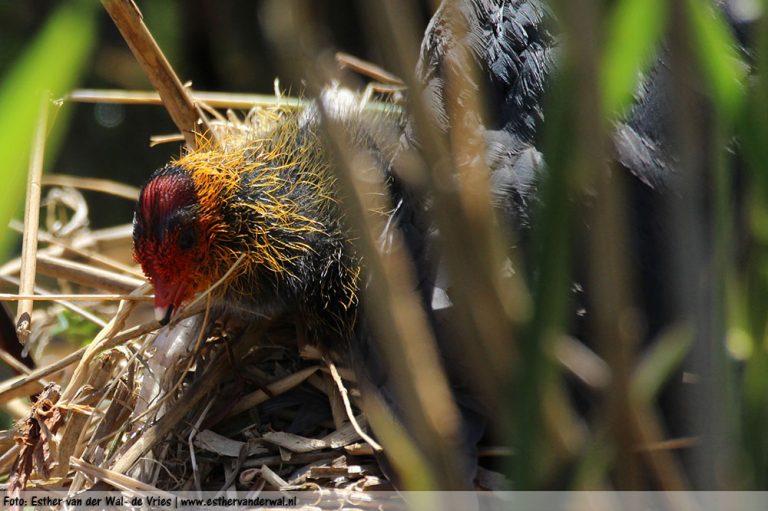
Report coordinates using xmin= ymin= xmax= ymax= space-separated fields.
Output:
xmin=171 ymin=106 xmax=359 ymax=312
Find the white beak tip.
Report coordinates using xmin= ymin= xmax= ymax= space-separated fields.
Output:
xmin=155 ymin=306 xmax=173 ymax=325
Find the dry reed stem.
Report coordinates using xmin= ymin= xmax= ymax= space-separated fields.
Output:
xmin=630 ymin=404 xmax=690 ymax=491
xmin=259 ymin=0 xmax=465 ymax=475
xmin=241 ymin=451 xmax=335 ymax=469
xmin=36 ymin=255 xmax=144 ymax=294
xmin=65 ymin=88 xmax=397 ymax=114
xmin=70 ymin=457 xmax=175 ymax=498
xmin=0 ymin=445 xmax=20 ymax=475
xmin=16 ymin=96 xmax=49 ymax=343
xmin=60 ymin=284 xmax=152 ymax=403
xmin=0 ymin=224 xmax=135 ymax=278
xmin=3 ymin=398 xmax=32 ymax=422
xmin=370 ymin=0 xmax=523 ymax=411
xmin=320 ymin=417 xmax=367 ymax=448
xmin=635 ymin=436 xmax=699 ymax=452
xmin=0 ymin=349 xmax=33 ymax=375
xmin=0 ymin=294 xmax=151 ymax=302
xmin=108 ymin=324 xmax=266 ymax=475
xmin=318 ymin=364 xmax=356 ymax=382
xmin=189 ymin=398 xmax=216 ymax=495
xmin=316 ymin=103 xmax=461 ymax=479
xmin=100 ymin=0 xmax=200 ymax=149
xmin=259 ymin=464 xmax=291 ymax=489
xmin=149 ymin=134 xmax=185 ymax=147
xmin=335 ymin=52 xmax=404 ymax=85
xmin=326 ymin=361 xmax=382 ymax=452
xmin=41 ymin=174 xmax=139 ymax=201
xmin=9 ymin=220 xmax=143 ymax=278
xmin=223 ymin=365 xmax=320 ymax=419
xmin=193 ymin=430 xmax=268 ymax=458
xmin=0 ymin=276 xmax=108 ymax=327
xmin=56 ymin=352 xmax=120 ymax=478
xmin=67 ymin=89 xmax=305 ymax=109
xmin=552 ymin=336 xmax=612 ymax=390
xmin=0 ymin=347 xmax=87 ymax=404
xmin=315 ymin=373 xmax=347 ymax=430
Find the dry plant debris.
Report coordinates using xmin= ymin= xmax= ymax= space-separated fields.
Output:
xmin=7 ymin=383 xmax=66 ymax=498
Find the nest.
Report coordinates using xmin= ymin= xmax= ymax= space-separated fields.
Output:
xmin=1 ymin=275 xmax=391 ymax=495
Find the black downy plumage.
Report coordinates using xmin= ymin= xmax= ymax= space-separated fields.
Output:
xmin=352 ymin=0 xmax=753 ymax=488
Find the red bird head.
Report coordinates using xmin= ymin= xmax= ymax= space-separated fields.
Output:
xmin=133 ymin=165 xmax=223 ymax=324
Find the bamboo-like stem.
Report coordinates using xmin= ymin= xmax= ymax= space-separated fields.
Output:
xmin=35 ymin=255 xmax=145 ymax=294
xmin=100 ymin=0 xmax=200 ymax=149
xmin=66 ymin=89 xmax=302 ymax=109
xmin=0 ymin=347 xmax=86 ymax=404
xmin=41 ymin=174 xmax=139 ymax=201
xmin=9 ymin=220 xmax=144 ymax=278
xmin=0 ymin=274 xmax=109 ymax=327
xmin=222 ymin=366 xmax=320 ymax=419
xmin=16 ymin=95 xmax=49 ymax=343
xmin=65 ymin=88 xmax=398 ymax=113
xmin=0 ymin=293 xmax=152 ymax=302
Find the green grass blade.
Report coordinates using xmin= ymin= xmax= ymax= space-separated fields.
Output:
xmin=0 ymin=1 xmax=97 ymax=258
xmin=601 ymin=0 xmax=668 ymax=118
xmin=685 ymin=0 xmax=748 ymax=118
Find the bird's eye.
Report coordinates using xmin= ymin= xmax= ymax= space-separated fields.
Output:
xmin=178 ymin=229 xmax=197 ymax=251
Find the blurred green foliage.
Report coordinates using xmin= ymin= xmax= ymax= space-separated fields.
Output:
xmin=601 ymin=0 xmax=667 ymax=117
xmin=0 ymin=1 xmax=96 ymax=259
xmin=50 ymin=309 xmax=102 ymax=348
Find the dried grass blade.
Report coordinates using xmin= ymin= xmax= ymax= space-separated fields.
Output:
xmin=36 ymin=255 xmax=144 ymax=294
xmin=100 ymin=0 xmax=199 ymax=149
xmin=41 ymin=174 xmax=139 ymax=201
xmin=108 ymin=325 xmax=265 ymax=475
xmin=16 ymin=96 xmax=49 ymax=343
xmin=66 ymin=88 xmax=306 ymax=110
xmin=335 ymin=51 xmax=404 ymax=85
xmin=0 ymin=347 xmax=87 ymax=405
xmin=70 ymin=457 xmax=174 ymax=498
xmin=8 ymin=221 xmax=143 ymax=278
xmin=223 ymin=365 xmax=320 ymax=419
xmin=0 ymin=293 xmax=151 ymax=302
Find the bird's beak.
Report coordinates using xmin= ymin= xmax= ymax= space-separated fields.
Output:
xmin=155 ymin=305 xmax=174 ymax=325
xmin=152 ymin=279 xmax=186 ymax=325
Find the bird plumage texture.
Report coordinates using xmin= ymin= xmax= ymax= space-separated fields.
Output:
xmin=134 ymin=100 xmax=404 ymax=338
